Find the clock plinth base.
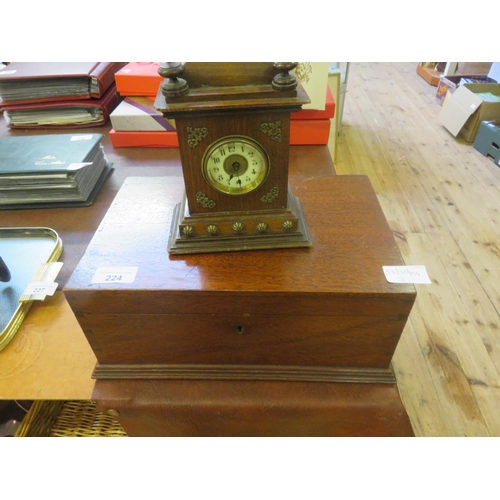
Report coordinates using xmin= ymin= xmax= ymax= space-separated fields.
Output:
xmin=167 ymin=186 xmax=312 ymax=254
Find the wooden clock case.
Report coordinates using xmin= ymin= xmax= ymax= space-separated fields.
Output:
xmin=154 ymin=63 xmax=312 ymax=254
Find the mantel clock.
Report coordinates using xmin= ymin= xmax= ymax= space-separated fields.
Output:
xmin=154 ymin=62 xmax=313 ymax=254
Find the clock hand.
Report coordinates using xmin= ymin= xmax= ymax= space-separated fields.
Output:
xmin=228 ymin=161 xmax=242 ymax=186
xmin=232 ymin=161 xmax=242 ymax=187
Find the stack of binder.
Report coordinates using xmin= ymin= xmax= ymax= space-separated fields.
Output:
xmin=0 ymin=133 xmax=111 ymax=209
xmin=0 ymin=62 xmax=127 ymax=129
xmin=110 ymin=62 xmax=335 ymax=148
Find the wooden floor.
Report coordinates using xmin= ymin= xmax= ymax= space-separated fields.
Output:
xmin=331 ymin=62 xmax=500 ymax=437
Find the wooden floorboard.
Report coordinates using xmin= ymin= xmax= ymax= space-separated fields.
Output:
xmin=330 ymin=62 xmax=500 ymax=436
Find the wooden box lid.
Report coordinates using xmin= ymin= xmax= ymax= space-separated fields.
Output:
xmin=64 ymin=175 xmax=415 ymax=318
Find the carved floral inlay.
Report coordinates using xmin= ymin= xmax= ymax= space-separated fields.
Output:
xmin=187 ymin=127 xmax=209 ymax=148
xmin=196 ymin=191 xmax=215 ymax=208
xmin=261 ymin=187 xmax=279 ymax=203
xmin=259 ymin=121 xmax=282 ymax=142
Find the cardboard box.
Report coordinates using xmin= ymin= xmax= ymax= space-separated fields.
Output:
xmin=435 ymin=74 xmax=489 ymax=105
xmin=295 ymin=62 xmax=329 ymax=111
xmin=290 ymin=119 xmax=331 ymax=144
xmin=114 ymin=62 xmax=334 ymax=119
xmin=417 ymin=63 xmax=442 ymax=86
xmin=109 ymin=129 xmax=179 ymax=148
xmin=114 ymin=62 xmax=162 ymax=97
xmin=292 ymin=85 xmax=335 ymax=120
xmin=109 ymin=118 xmax=331 ymax=148
xmin=439 ymin=83 xmax=500 ymax=142
xmin=111 ymin=90 xmax=334 ymax=133
xmin=110 ymin=97 xmax=176 ymax=131
xmin=111 ymin=63 xmax=332 ymax=148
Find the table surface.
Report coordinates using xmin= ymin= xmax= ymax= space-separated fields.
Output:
xmin=0 ymin=116 xmax=337 ymax=400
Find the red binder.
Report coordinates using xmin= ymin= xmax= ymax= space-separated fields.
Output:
xmin=2 ymin=84 xmax=122 ymax=129
xmin=0 ymin=62 xmax=127 ymax=106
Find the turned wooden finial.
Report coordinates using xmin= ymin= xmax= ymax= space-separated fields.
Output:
xmin=272 ymin=62 xmax=298 ymax=91
xmin=158 ymin=62 xmax=189 ymax=98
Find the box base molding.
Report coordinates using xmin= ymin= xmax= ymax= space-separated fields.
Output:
xmin=92 ymin=363 xmax=397 ymax=384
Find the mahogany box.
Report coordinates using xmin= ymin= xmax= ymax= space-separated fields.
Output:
xmin=64 ymin=175 xmax=415 ymax=385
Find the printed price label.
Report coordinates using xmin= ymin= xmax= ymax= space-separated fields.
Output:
xmin=67 ymin=162 xmax=92 ymax=171
xmin=22 ymin=281 xmax=58 ymax=299
xmin=91 ymin=266 xmax=138 ymax=284
xmin=383 ymin=265 xmax=431 ymax=284
xmin=70 ymin=135 xmax=93 ymax=141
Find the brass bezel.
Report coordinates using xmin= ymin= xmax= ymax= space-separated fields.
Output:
xmin=201 ymin=135 xmax=270 ymax=196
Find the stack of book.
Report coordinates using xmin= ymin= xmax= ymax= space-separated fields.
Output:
xmin=0 ymin=62 xmax=127 ymax=129
xmin=0 ymin=133 xmax=111 ymax=209
xmin=110 ymin=62 xmax=335 ymax=148
xmin=476 ymin=92 xmax=500 ymax=102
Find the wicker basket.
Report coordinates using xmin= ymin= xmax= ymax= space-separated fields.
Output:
xmin=15 ymin=400 xmax=128 ymax=437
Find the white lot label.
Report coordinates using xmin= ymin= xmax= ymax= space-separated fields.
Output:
xmin=67 ymin=162 xmax=92 ymax=170
xmin=383 ymin=265 xmax=431 ymax=284
xmin=70 ymin=135 xmax=93 ymax=141
xmin=22 ymin=281 xmax=58 ymax=299
xmin=91 ymin=266 xmax=138 ymax=284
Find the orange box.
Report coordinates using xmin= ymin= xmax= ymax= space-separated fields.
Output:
xmin=114 ymin=62 xmax=162 ymax=97
xmin=109 ymin=129 xmax=179 ymax=148
xmin=290 ymin=119 xmax=331 ymax=145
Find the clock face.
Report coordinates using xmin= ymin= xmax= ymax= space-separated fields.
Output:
xmin=202 ymin=136 xmax=270 ymax=195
